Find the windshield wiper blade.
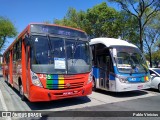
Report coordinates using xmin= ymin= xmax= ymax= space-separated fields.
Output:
xmin=30 ymin=36 xmax=40 ymax=64
xmin=47 ymin=34 xmax=54 ymax=57
xmin=72 ymin=38 xmax=79 ymax=59
xmin=142 ymin=64 xmax=148 ymax=74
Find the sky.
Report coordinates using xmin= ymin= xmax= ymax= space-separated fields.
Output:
xmin=0 ymin=0 xmax=120 ymax=53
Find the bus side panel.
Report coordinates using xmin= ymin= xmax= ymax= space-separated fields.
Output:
xmin=108 ymin=72 xmax=115 ymax=91
xmin=27 ymin=47 xmax=33 ymax=100
xmin=93 ymin=67 xmax=99 ymax=88
xmin=9 ymin=50 xmax=13 ymax=85
xmin=107 ymin=66 xmax=116 ymax=91
xmin=2 ymin=58 xmax=7 ymax=79
xmin=21 ymin=41 xmax=27 ymax=94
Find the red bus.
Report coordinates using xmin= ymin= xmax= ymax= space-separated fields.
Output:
xmin=3 ymin=23 xmax=92 ymax=102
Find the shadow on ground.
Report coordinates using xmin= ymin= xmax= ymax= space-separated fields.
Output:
xmin=93 ymin=89 xmax=149 ymax=98
xmin=2 ymin=78 xmax=91 ymax=110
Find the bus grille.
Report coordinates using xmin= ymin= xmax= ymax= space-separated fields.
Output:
xmin=46 ymin=81 xmax=84 ymax=90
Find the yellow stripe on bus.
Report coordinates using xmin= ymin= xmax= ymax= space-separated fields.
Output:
xmin=58 ymin=75 xmax=64 ymax=89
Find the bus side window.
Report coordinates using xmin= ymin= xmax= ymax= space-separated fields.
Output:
xmin=13 ymin=45 xmax=16 ymax=61
xmin=91 ymin=45 xmax=97 ymax=66
xmin=5 ymin=52 xmax=9 ymax=64
xmin=109 ymin=56 xmax=114 ymax=73
xmin=17 ymin=39 xmax=22 ymax=60
xmin=97 ymin=56 xmax=106 ymax=68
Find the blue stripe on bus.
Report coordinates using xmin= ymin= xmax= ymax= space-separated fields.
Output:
xmin=93 ymin=67 xmax=99 ymax=79
xmin=53 ymin=75 xmax=58 ymax=89
xmin=109 ymin=74 xmax=115 ymax=80
xmin=113 ymin=66 xmax=118 ymax=74
xmin=127 ymin=77 xmax=142 ymax=82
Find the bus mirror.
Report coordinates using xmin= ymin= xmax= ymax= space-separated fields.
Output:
xmin=24 ymin=37 xmax=29 ymax=45
xmin=113 ymin=48 xmax=117 ymax=57
xmin=24 ymin=37 xmax=31 ymax=46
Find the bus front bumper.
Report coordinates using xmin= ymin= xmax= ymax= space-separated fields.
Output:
xmin=115 ymin=81 xmax=151 ymax=92
xmin=28 ymin=82 xmax=92 ymax=102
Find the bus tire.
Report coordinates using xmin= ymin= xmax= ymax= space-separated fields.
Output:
xmin=158 ymin=84 xmax=160 ymax=92
xmin=19 ymin=82 xmax=26 ymax=101
xmin=92 ymin=77 xmax=97 ymax=91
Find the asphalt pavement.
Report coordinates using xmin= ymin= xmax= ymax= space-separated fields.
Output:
xmin=0 ymin=71 xmax=6 ymax=111
xmin=1 ymin=70 xmax=160 ymax=120
xmin=0 ymin=91 xmax=5 ymax=111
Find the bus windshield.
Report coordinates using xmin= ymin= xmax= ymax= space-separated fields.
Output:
xmin=115 ymin=46 xmax=148 ymax=74
xmin=31 ymin=35 xmax=91 ymax=74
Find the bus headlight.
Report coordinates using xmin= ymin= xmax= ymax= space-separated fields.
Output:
xmin=87 ymin=72 xmax=92 ymax=84
xmin=31 ymin=71 xmax=43 ymax=87
xmin=119 ymin=77 xmax=127 ymax=83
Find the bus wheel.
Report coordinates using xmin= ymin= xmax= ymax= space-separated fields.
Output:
xmin=19 ymin=83 xmax=26 ymax=101
xmin=92 ymin=77 xmax=97 ymax=91
xmin=158 ymin=84 xmax=160 ymax=92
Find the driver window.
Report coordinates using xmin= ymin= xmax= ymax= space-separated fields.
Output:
xmin=97 ymin=55 xmax=108 ymax=69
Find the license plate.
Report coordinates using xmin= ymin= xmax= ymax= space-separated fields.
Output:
xmin=63 ymin=92 xmax=73 ymax=95
xmin=137 ymin=85 xmax=143 ymax=89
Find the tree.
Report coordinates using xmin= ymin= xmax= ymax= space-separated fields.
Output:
xmin=152 ymin=50 xmax=160 ymax=67
xmin=54 ymin=8 xmax=86 ymax=29
xmin=144 ymin=27 xmax=160 ymax=67
xmin=143 ymin=11 xmax=160 ymax=67
xmin=108 ymin=0 xmax=160 ymax=52
xmin=119 ymin=11 xmax=139 ymax=45
xmin=156 ymin=40 xmax=160 ymax=50
xmin=53 ymin=3 xmax=123 ymax=38
xmin=84 ymin=2 xmax=122 ymax=38
xmin=0 ymin=16 xmax=17 ymax=51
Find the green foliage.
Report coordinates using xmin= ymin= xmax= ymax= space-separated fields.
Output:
xmin=152 ymin=50 xmax=160 ymax=67
xmin=156 ymin=39 xmax=160 ymax=50
xmin=108 ymin=0 xmax=160 ymax=52
xmin=84 ymin=2 xmax=122 ymax=38
xmin=54 ymin=8 xmax=85 ymax=29
xmin=119 ymin=11 xmax=139 ymax=46
xmin=54 ymin=3 xmax=123 ymax=38
xmin=53 ymin=1 xmax=160 ymax=63
xmin=143 ymin=11 xmax=160 ymax=67
xmin=0 ymin=16 xmax=17 ymax=51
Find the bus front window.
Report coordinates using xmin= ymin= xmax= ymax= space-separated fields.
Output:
xmin=115 ymin=46 xmax=148 ymax=74
xmin=31 ymin=35 xmax=91 ymax=74
xmin=66 ymin=40 xmax=91 ymax=74
xmin=31 ymin=36 xmax=66 ymax=74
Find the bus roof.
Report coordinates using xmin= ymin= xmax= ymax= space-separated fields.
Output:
xmin=29 ymin=23 xmax=86 ymax=33
xmin=3 ymin=23 xmax=86 ymax=55
xmin=89 ymin=37 xmax=137 ymax=48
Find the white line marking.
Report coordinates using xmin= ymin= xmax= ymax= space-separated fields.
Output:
xmin=0 ymin=89 xmax=8 ymax=111
xmin=0 ymin=89 xmax=11 ymax=120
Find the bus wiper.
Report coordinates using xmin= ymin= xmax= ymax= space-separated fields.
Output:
xmin=68 ymin=38 xmax=79 ymax=65
xmin=138 ymin=57 xmax=148 ymax=74
xmin=142 ymin=63 xmax=148 ymax=74
xmin=128 ymin=57 xmax=134 ymax=75
xmin=72 ymin=38 xmax=79 ymax=59
xmin=30 ymin=37 xmax=40 ymax=64
xmin=73 ymin=39 xmax=78 ymax=53
xmin=47 ymin=34 xmax=54 ymax=57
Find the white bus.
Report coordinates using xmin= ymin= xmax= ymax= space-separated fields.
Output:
xmin=90 ymin=38 xmax=151 ymax=92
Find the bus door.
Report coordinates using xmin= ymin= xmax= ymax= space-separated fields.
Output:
xmin=12 ymin=49 xmax=17 ymax=86
xmin=97 ymin=54 xmax=110 ymax=90
xmin=9 ymin=50 xmax=13 ymax=85
xmin=25 ymin=46 xmax=30 ymax=94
